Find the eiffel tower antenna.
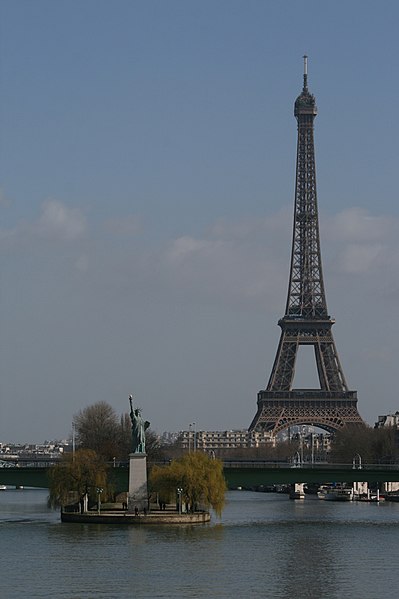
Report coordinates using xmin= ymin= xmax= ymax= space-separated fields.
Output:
xmin=249 ymin=58 xmax=364 ymax=434
xmin=303 ymin=54 xmax=308 ymax=91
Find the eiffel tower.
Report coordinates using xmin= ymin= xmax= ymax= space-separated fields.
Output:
xmin=249 ymin=57 xmax=364 ymax=435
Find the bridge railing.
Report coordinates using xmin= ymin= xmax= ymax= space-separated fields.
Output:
xmin=0 ymin=457 xmax=61 ymax=468
xmin=2 ymin=456 xmax=399 ymax=472
xmin=222 ymin=460 xmax=399 ymax=471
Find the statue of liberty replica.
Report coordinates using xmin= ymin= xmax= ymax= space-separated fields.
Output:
xmin=129 ymin=394 xmax=150 ymax=453
xmin=127 ymin=394 xmax=150 ymax=513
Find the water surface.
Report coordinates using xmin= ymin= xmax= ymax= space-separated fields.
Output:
xmin=1 ymin=488 xmax=398 ymax=598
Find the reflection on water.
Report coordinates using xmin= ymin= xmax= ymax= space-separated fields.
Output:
xmin=1 ymin=489 xmax=399 ymax=598
xmin=277 ymin=518 xmax=337 ymax=599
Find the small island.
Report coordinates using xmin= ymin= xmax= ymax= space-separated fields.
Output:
xmin=49 ymin=397 xmax=226 ymax=525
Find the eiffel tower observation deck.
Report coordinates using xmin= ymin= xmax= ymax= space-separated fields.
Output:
xmin=249 ymin=57 xmax=364 ymax=435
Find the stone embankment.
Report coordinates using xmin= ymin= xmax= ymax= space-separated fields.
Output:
xmin=61 ymin=508 xmax=210 ymax=525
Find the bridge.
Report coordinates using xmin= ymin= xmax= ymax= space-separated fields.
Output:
xmin=2 ymin=461 xmax=399 ymax=493
xmin=221 ymin=461 xmax=399 ymax=489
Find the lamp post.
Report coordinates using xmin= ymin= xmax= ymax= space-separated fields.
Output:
xmin=310 ymin=428 xmax=314 ymax=465
xmin=177 ymin=487 xmax=183 ymax=514
xmin=96 ymin=487 xmax=103 ymax=515
xmin=72 ymin=422 xmax=75 ymax=462
xmin=293 ymin=451 xmax=301 ymax=468
xmin=300 ymin=426 xmax=305 ymax=464
xmin=192 ymin=422 xmax=196 ymax=451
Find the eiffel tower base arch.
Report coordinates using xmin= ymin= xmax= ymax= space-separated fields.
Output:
xmin=249 ymin=390 xmax=364 ymax=435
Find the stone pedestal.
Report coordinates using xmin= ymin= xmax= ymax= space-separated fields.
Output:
xmin=128 ymin=453 xmax=148 ymax=512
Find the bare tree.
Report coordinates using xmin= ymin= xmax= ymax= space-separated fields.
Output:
xmin=73 ymin=401 xmax=163 ymax=462
xmin=330 ymin=425 xmax=399 ymax=464
xmin=73 ymin=401 xmax=120 ymax=461
xmin=117 ymin=412 xmax=132 ymax=459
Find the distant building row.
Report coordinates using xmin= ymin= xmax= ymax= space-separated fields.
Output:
xmin=0 ymin=441 xmax=68 ymax=459
xmin=375 ymin=412 xmax=399 ymax=429
xmin=375 ymin=412 xmax=399 ymax=447
xmin=179 ymin=429 xmax=276 ymax=451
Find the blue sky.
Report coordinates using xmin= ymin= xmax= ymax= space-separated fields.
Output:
xmin=1 ymin=0 xmax=399 ymax=441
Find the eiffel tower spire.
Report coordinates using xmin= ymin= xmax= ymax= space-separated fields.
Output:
xmin=249 ymin=59 xmax=364 ymax=434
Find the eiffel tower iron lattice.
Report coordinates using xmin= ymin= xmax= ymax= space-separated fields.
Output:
xmin=249 ymin=57 xmax=364 ymax=435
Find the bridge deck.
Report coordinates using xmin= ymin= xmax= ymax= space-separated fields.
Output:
xmin=1 ymin=462 xmax=399 ymax=490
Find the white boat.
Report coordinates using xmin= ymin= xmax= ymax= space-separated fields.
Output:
xmin=318 ymin=485 xmax=353 ymax=501
xmin=290 ymin=491 xmax=305 ymax=500
xmin=317 ymin=485 xmax=331 ymax=499
xmin=0 ymin=485 xmax=7 ymax=491
xmin=324 ymin=488 xmax=353 ymax=501
xmin=289 ymin=483 xmax=306 ymax=500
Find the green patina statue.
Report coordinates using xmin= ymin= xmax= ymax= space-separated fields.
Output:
xmin=129 ymin=394 xmax=150 ymax=454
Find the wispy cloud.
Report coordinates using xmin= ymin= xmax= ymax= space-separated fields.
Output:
xmin=35 ymin=199 xmax=86 ymax=240
xmin=3 ymin=200 xmax=399 ymax=307
xmin=0 ymin=199 xmax=87 ymax=245
xmin=326 ymin=207 xmax=394 ymax=243
xmin=323 ymin=207 xmax=399 ymax=275
xmin=150 ymin=206 xmax=399 ymax=312
xmin=161 ymin=210 xmax=292 ymax=309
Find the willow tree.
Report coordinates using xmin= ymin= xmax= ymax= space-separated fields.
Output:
xmin=48 ymin=449 xmax=109 ymax=510
xmin=149 ymin=452 xmax=227 ymax=516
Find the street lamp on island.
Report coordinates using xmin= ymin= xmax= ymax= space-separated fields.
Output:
xmin=96 ymin=487 xmax=103 ymax=515
xmin=177 ymin=487 xmax=183 ymax=514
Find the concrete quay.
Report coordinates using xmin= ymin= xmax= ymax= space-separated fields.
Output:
xmin=61 ymin=509 xmax=211 ymax=525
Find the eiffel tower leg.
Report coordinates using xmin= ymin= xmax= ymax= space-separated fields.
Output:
xmin=267 ymin=335 xmax=297 ymax=391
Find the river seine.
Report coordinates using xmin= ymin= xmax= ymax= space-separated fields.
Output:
xmin=1 ymin=488 xmax=399 ymax=598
